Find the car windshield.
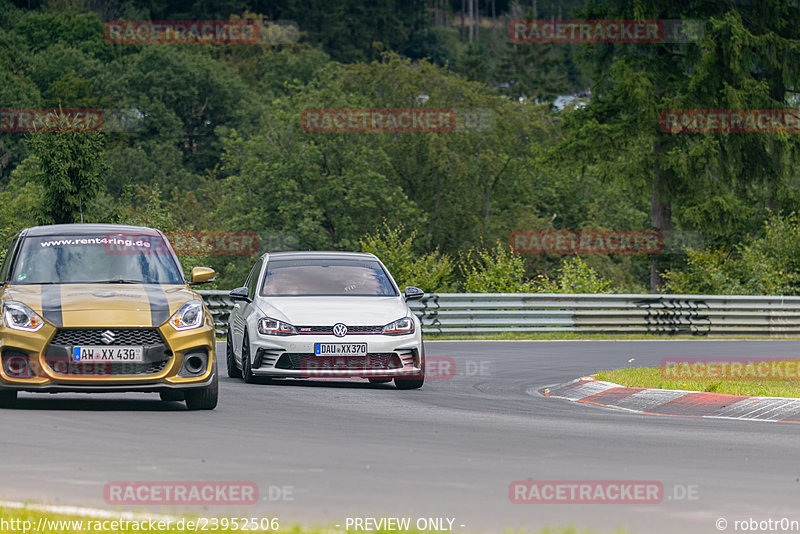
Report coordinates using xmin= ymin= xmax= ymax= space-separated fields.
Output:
xmin=9 ymin=234 xmax=184 ymax=285
xmin=260 ymin=258 xmax=398 ymax=296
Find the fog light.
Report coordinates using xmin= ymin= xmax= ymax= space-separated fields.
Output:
xmin=179 ymin=351 xmax=208 ymax=377
xmin=2 ymin=352 xmax=36 ymax=378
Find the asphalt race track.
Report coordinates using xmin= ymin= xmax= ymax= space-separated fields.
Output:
xmin=1 ymin=340 xmax=799 ymax=534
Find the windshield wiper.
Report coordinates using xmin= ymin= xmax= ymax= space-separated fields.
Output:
xmin=97 ymin=279 xmax=146 ymax=284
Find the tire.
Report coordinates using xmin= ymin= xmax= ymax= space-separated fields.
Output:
xmin=241 ymin=331 xmax=255 ymax=384
xmin=184 ymin=366 xmax=218 ymax=410
xmin=159 ymin=390 xmax=184 ymax=402
xmin=395 ymin=344 xmax=425 ymax=390
xmin=0 ymin=390 xmax=17 ymax=408
xmin=395 ymin=375 xmax=424 ymax=389
xmin=226 ymin=330 xmax=241 ymax=378
xmin=368 ymin=378 xmax=392 ymax=384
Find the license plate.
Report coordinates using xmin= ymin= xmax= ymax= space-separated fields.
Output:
xmin=314 ymin=343 xmax=367 ymax=356
xmin=72 ymin=346 xmax=144 ymax=362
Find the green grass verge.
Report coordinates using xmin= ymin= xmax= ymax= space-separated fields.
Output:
xmin=595 ymin=366 xmax=800 ymax=398
xmin=0 ymin=507 xmax=618 ymax=534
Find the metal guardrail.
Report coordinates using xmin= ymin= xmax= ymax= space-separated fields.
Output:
xmin=198 ymin=291 xmax=800 ymax=337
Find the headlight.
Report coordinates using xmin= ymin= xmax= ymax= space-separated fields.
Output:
xmin=382 ymin=317 xmax=415 ymax=335
xmin=169 ymin=300 xmax=204 ymax=331
xmin=3 ymin=302 xmax=45 ymax=332
xmin=258 ymin=317 xmax=297 ymax=336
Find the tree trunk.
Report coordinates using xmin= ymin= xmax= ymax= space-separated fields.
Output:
xmin=650 ymin=137 xmax=672 ymax=292
xmin=468 ymin=0 xmax=474 ymax=42
xmin=475 ymin=0 xmax=479 ymax=41
xmin=461 ymin=0 xmax=465 ymax=40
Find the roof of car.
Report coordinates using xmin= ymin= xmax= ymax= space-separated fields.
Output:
xmin=22 ymin=224 xmax=162 ymax=237
xmin=265 ymin=251 xmax=378 ymax=261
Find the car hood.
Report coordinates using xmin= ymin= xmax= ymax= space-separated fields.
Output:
xmin=2 ymin=283 xmax=197 ymax=328
xmin=255 ymin=296 xmax=411 ymax=326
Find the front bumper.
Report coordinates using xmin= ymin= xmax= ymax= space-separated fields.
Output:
xmin=0 ymin=321 xmax=216 ymax=393
xmin=247 ymin=334 xmax=423 ymax=378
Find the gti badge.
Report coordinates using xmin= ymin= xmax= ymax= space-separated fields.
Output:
xmin=100 ymin=330 xmax=115 ymax=345
xmin=332 ymin=323 xmax=348 ymax=337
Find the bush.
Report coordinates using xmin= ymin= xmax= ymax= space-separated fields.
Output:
xmin=663 ymin=214 xmax=800 ymax=295
xmin=661 ymin=248 xmax=744 ymax=294
xmin=531 ymin=256 xmax=614 ymax=293
xmin=359 ymin=223 xmax=455 ymax=292
xmin=459 ymin=242 xmax=533 ymax=293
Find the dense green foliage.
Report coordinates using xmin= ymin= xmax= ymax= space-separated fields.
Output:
xmin=1 ymin=0 xmax=799 ymax=294
xmin=26 ymin=129 xmax=106 ymax=224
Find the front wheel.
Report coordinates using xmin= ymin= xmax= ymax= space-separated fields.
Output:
xmin=395 ymin=375 xmax=424 ymax=389
xmin=241 ymin=331 xmax=255 ymax=383
xmin=395 ymin=344 xmax=424 ymax=390
xmin=184 ymin=368 xmax=218 ymax=410
xmin=226 ymin=330 xmax=241 ymax=378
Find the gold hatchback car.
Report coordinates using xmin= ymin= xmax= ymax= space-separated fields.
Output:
xmin=0 ymin=224 xmax=218 ymax=409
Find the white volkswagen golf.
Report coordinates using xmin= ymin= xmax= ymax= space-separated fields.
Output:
xmin=226 ymin=252 xmax=425 ymax=389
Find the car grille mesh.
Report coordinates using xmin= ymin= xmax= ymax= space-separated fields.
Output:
xmin=50 ymin=328 xmax=163 ymax=346
xmin=44 ymin=359 xmax=169 ymax=376
xmin=295 ymin=325 xmax=382 ymax=335
xmin=275 ymin=353 xmax=402 ymax=370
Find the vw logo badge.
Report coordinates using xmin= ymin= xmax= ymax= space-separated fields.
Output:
xmin=332 ymin=323 xmax=348 ymax=337
xmin=100 ymin=330 xmax=116 ymax=345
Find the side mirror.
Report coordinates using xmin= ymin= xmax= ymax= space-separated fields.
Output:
xmin=403 ymin=286 xmax=424 ymax=301
xmin=190 ymin=266 xmax=216 ymax=284
xmin=229 ymin=286 xmax=251 ymax=303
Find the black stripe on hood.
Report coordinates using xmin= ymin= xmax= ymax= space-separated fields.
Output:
xmin=41 ymin=284 xmax=63 ymax=327
xmin=143 ymin=285 xmax=170 ymax=326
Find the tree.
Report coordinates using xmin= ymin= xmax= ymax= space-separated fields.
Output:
xmin=494 ymin=6 xmax=568 ymax=102
xmin=26 ymin=129 xmax=107 ymax=224
xmin=495 ymin=38 xmax=567 ymax=102
xmin=556 ymin=0 xmax=800 ymax=291
xmin=266 ymin=0 xmax=430 ymax=63
xmin=456 ymin=42 xmax=489 ymax=82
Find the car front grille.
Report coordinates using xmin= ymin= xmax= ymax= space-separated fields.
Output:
xmin=44 ymin=359 xmax=169 ymax=376
xmin=274 ymin=353 xmax=403 ymax=371
xmin=50 ymin=328 xmax=163 ymax=346
xmin=294 ymin=325 xmax=383 ymax=335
